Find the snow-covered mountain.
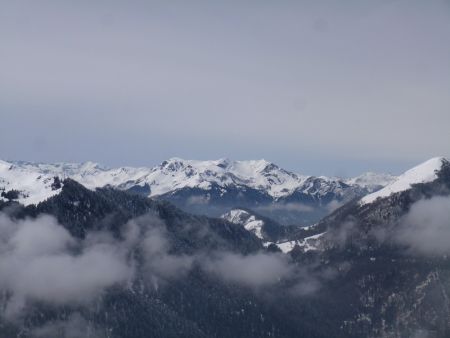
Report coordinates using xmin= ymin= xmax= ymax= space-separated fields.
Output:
xmin=220 ymin=208 xmax=316 ymax=253
xmin=287 ymin=156 xmax=450 ymax=252
xmin=0 ymin=157 xmax=394 ymax=224
xmin=221 ymin=209 xmax=266 ymax=239
xmin=0 ymin=160 xmax=64 ymax=205
xmin=360 ymin=157 xmax=448 ymax=205
xmin=287 ymin=156 xmax=450 ymax=337
xmin=3 ymin=156 xmax=450 ymax=337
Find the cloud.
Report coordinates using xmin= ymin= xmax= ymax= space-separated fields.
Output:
xmin=0 ymin=213 xmax=133 ymax=318
xmin=119 ymin=214 xmax=196 ymax=283
xmin=30 ymin=312 xmax=105 ymax=338
xmin=410 ymin=329 xmax=435 ymax=338
xmin=203 ymin=252 xmax=292 ymax=288
xmin=0 ymin=208 xmax=326 ymax=325
xmin=186 ymin=195 xmax=210 ymax=205
xmin=126 ymin=213 xmax=327 ymax=294
xmin=141 ymin=226 xmax=194 ymax=280
xmin=126 ymin=214 xmax=304 ymax=290
xmin=255 ymin=203 xmax=314 ymax=213
xmin=288 ymin=274 xmax=321 ymax=297
xmin=325 ymin=200 xmax=344 ymax=212
xmin=326 ymin=219 xmax=358 ymax=248
xmin=6 ymin=214 xmax=74 ymax=256
xmin=394 ymin=196 xmax=450 ymax=256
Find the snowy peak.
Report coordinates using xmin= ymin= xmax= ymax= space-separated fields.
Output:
xmin=360 ymin=157 xmax=448 ymax=205
xmin=156 ymin=157 xmax=307 ymax=198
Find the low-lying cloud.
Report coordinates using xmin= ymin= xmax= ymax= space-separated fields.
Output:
xmin=186 ymin=195 xmax=210 ymax=206
xmin=394 ymin=196 xmax=450 ymax=256
xmin=141 ymin=226 xmax=195 ymax=280
xmin=203 ymin=252 xmax=292 ymax=288
xmin=0 ymin=213 xmax=133 ymax=319
xmin=325 ymin=200 xmax=344 ymax=213
xmin=0 ymin=209 xmax=325 ymax=326
xmin=30 ymin=312 xmax=105 ymax=338
xmin=256 ymin=202 xmax=314 ymax=213
xmin=125 ymin=215 xmax=317 ymax=292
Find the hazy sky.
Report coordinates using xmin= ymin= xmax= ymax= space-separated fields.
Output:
xmin=1 ymin=0 xmax=449 ymax=176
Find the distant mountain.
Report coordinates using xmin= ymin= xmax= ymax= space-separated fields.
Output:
xmin=1 ymin=157 xmax=450 ymax=337
xmin=0 ymin=158 xmax=394 ymax=225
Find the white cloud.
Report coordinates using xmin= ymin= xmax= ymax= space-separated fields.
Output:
xmin=0 ymin=209 xmax=327 ymax=322
xmin=203 ymin=252 xmax=292 ymax=288
xmin=394 ymin=196 xmax=450 ymax=256
xmin=0 ymin=213 xmax=133 ymax=318
xmin=30 ymin=312 xmax=105 ymax=338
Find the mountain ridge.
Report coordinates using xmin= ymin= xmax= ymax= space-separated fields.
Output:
xmin=0 ymin=157 xmax=395 ymax=206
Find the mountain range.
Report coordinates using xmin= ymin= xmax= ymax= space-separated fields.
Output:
xmin=0 ymin=158 xmax=396 ymax=225
xmin=0 ymin=156 xmax=449 ymax=337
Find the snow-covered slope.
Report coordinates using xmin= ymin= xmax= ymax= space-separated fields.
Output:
xmin=275 ymin=232 xmax=326 ymax=253
xmin=221 ymin=208 xmax=316 ymax=252
xmin=360 ymin=157 xmax=448 ymax=205
xmin=0 ymin=157 xmax=394 ymax=207
xmin=147 ymin=158 xmax=311 ymax=198
xmin=0 ymin=160 xmax=63 ymax=205
xmin=221 ymin=209 xmax=264 ymax=239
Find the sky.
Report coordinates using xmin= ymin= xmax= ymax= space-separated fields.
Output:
xmin=1 ymin=0 xmax=449 ymax=177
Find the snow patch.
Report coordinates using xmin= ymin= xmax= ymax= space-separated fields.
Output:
xmin=275 ymin=232 xmax=326 ymax=253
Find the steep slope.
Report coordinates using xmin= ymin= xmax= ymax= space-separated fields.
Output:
xmin=288 ymin=157 xmax=450 ymax=337
xmin=290 ymin=157 xmax=450 ymax=248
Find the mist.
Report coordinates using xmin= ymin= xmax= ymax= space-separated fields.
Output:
xmin=394 ymin=196 xmax=450 ymax=256
xmin=0 ymin=213 xmax=133 ymax=319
